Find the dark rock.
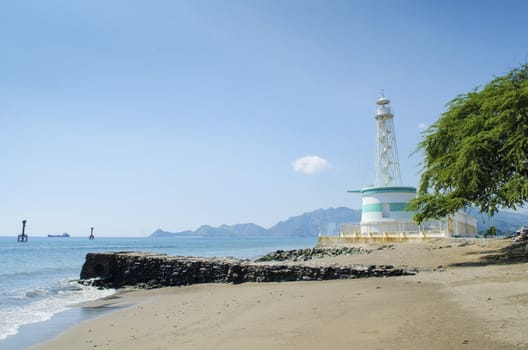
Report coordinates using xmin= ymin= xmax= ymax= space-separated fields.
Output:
xmin=254 ymin=246 xmax=371 ymax=262
xmin=79 ymin=252 xmax=415 ymax=289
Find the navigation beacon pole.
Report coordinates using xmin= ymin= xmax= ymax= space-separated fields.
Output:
xmin=89 ymin=227 xmax=95 ymax=240
xmin=17 ymin=220 xmax=28 ymax=242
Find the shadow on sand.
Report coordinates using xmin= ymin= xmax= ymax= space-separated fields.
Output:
xmin=449 ymin=241 xmax=528 ymax=267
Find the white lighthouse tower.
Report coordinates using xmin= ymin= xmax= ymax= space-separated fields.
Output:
xmin=374 ymin=96 xmax=402 ymax=187
xmin=356 ymin=96 xmax=417 ymax=233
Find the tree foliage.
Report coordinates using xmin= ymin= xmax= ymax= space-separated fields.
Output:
xmin=412 ymin=64 xmax=528 ymax=223
xmin=484 ymin=226 xmax=497 ymax=238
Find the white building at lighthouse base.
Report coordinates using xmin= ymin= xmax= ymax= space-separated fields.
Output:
xmin=319 ymin=185 xmax=477 ymax=243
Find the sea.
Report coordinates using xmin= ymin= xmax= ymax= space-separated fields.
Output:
xmin=0 ymin=235 xmax=317 ymax=349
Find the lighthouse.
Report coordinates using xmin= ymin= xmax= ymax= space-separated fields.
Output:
xmin=319 ymin=95 xmax=478 ymax=242
xmin=355 ymin=96 xmax=417 ymax=234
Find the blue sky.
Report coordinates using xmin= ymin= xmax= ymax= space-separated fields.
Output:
xmin=1 ymin=0 xmax=527 ymax=236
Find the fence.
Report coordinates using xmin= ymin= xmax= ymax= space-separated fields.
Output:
xmin=319 ymin=219 xmax=468 ymax=241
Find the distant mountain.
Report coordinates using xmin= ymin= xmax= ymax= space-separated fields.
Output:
xmin=194 ymin=223 xmax=268 ymax=236
xmin=470 ymin=209 xmax=528 ymax=235
xmin=150 ymin=228 xmax=193 ymax=237
xmin=150 ymin=223 xmax=268 ymax=237
xmin=220 ymin=223 xmax=268 ymax=236
xmin=150 ymin=207 xmax=361 ymax=237
xmin=269 ymin=207 xmax=361 ymax=236
xmin=150 ymin=207 xmax=528 ymax=238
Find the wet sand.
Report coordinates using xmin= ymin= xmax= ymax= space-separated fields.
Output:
xmin=31 ymin=239 xmax=528 ymax=350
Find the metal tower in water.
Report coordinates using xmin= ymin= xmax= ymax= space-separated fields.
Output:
xmin=374 ymin=96 xmax=402 ymax=186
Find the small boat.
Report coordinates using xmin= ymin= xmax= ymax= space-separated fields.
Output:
xmin=48 ymin=233 xmax=70 ymax=238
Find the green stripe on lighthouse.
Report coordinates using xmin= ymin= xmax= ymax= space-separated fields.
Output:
xmin=362 ymin=202 xmax=411 ymax=212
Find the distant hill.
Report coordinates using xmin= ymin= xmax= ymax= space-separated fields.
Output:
xmin=150 ymin=207 xmax=527 ymax=238
xmin=268 ymin=207 xmax=361 ymax=236
xmin=150 ymin=207 xmax=361 ymax=237
xmin=150 ymin=228 xmax=193 ymax=238
xmin=470 ymin=209 xmax=528 ymax=235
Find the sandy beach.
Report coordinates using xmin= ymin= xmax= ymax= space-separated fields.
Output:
xmin=31 ymin=239 xmax=528 ymax=350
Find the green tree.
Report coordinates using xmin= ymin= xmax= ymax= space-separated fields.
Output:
xmin=412 ymin=64 xmax=528 ymax=223
xmin=484 ymin=226 xmax=496 ymax=238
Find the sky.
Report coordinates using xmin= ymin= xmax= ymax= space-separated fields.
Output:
xmin=1 ymin=0 xmax=528 ymax=236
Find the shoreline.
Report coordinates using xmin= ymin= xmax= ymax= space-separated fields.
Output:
xmin=2 ymin=301 xmax=120 ymax=350
xmin=30 ymin=239 xmax=528 ymax=349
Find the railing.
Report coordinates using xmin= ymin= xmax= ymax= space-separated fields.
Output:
xmin=319 ymin=219 xmax=457 ymax=240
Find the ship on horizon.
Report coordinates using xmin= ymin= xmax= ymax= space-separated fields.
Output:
xmin=47 ymin=233 xmax=70 ymax=238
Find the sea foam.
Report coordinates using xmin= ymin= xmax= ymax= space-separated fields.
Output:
xmin=0 ymin=279 xmax=114 ymax=340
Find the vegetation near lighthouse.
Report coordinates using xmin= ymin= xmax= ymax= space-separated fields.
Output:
xmin=412 ymin=64 xmax=528 ymax=223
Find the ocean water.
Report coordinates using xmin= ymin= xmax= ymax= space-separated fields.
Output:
xmin=0 ymin=235 xmax=316 ymax=347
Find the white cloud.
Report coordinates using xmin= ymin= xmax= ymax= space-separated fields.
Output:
xmin=292 ymin=155 xmax=330 ymax=175
xmin=417 ymin=122 xmax=428 ymax=131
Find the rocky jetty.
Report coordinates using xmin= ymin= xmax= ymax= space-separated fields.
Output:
xmin=255 ymin=247 xmax=371 ymax=262
xmin=80 ymin=251 xmax=413 ymax=289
